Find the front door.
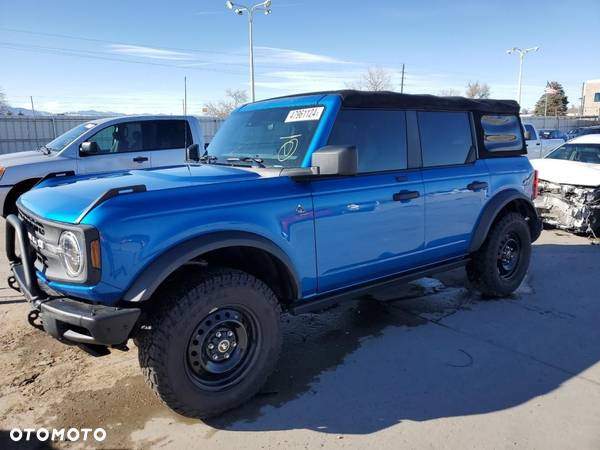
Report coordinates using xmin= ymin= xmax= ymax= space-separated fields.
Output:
xmin=77 ymin=121 xmax=152 ymax=174
xmin=311 ymin=109 xmax=425 ymax=293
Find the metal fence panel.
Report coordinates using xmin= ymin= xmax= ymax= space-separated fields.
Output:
xmin=522 ymin=116 xmax=600 ymax=133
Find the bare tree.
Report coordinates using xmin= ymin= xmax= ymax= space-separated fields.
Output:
xmin=0 ymin=88 xmax=8 ymax=113
xmin=205 ymin=89 xmax=248 ymax=118
xmin=438 ymin=88 xmax=460 ymax=96
xmin=347 ymin=66 xmax=394 ymax=91
xmin=465 ymin=81 xmax=491 ymax=99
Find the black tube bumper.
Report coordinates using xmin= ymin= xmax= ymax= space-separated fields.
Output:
xmin=5 ymin=214 xmax=140 ymax=347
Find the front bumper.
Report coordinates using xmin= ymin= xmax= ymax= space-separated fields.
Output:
xmin=5 ymin=214 xmax=140 ymax=347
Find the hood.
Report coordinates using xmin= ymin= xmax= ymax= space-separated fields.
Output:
xmin=0 ymin=150 xmax=56 ymax=168
xmin=531 ymin=158 xmax=600 ymax=187
xmin=18 ymin=164 xmax=266 ymax=224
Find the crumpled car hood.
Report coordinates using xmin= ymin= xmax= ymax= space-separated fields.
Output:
xmin=531 ymin=158 xmax=600 ymax=187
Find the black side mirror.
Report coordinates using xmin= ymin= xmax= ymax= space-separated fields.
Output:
xmin=80 ymin=141 xmax=99 ymax=155
xmin=311 ymin=145 xmax=357 ymax=176
xmin=186 ymin=143 xmax=200 ymax=162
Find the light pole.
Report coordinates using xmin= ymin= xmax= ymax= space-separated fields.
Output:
xmin=226 ymin=0 xmax=272 ymax=103
xmin=506 ymin=46 xmax=539 ymax=107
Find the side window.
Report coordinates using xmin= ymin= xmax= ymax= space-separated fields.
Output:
xmin=481 ymin=115 xmax=523 ymax=152
xmin=141 ymin=120 xmax=192 ymax=151
xmin=594 ymin=92 xmax=600 ymax=102
xmin=86 ymin=122 xmax=143 ymax=154
xmin=418 ymin=111 xmax=474 ymax=167
xmin=327 ymin=110 xmax=407 ymax=173
xmin=524 ymin=124 xmax=537 ymax=141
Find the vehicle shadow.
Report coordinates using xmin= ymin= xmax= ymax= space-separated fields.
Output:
xmin=204 ymin=242 xmax=600 ymax=435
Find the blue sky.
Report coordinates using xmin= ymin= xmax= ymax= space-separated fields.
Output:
xmin=1 ymin=0 xmax=598 ymax=114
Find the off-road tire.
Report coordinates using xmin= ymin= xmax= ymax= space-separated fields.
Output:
xmin=137 ymin=267 xmax=282 ymax=418
xmin=467 ymin=212 xmax=531 ymax=298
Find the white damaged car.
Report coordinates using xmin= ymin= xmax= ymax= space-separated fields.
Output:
xmin=531 ymin=134 xmax=600 ymax=235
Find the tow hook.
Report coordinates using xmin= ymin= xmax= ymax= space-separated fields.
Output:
xmin=27 ymin=309 xmax=44 ymax=331
xmin=7 ymin=275 xmax=19 ymax=292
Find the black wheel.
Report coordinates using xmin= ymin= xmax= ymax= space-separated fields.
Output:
xmin=467 ymin=212 xmax=531 ymax=298
xmin=137 ymin=267 xmax=282 ymax=418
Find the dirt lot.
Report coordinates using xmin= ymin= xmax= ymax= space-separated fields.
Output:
xmin=1 ymin=228 xmax=599 ymax=449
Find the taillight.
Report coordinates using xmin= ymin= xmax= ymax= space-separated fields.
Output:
xmin=532 ymin=170 xmax=539 ymax=200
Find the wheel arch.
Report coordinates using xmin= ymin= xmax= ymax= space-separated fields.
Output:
xmin=3 ymin=177 xmax=41 ymax=217
xmin=122 ymin=231 xmax=301 ymax=305
xmin=468 ymin=189 xmax=541 ymax=253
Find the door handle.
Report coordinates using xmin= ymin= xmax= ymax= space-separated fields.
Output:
xmin=467 ymin=181 xmax=488 ymax=191
xmin=535 ymin=142 xmax=541 ymax=146
xmin=393 ymin=190 xmax=420 ymax=202
xmin=133 ymin=156 xmax=149 ymax=163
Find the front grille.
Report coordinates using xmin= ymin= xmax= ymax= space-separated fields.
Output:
xmin=18 ymin=208 xmax=45 ymax=236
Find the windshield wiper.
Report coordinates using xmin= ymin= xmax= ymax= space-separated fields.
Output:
xmin=226 ymin=157 xmax=266 ymax=168
xmin=37 ymin=145 xmax=52 ymax=155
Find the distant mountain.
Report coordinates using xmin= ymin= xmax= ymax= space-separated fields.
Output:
xmin=2 ymin=106 xmax=124 ymax=117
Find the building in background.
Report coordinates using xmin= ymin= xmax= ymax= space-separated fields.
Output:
xmin=582 ymin=80 xmax=600 ymax=116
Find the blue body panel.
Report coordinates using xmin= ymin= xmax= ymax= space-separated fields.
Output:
xmin=16 ymin=92 xmax=536 ymax=307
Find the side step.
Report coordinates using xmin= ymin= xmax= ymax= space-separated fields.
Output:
xmin=289 ymin=258 xmax=468 ymax=315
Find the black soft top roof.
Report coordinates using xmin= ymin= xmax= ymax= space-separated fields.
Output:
xmin=267 ymin=90 xmax=520 ymax=114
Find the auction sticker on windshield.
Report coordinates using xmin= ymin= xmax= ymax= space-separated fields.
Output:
xmin=285 ymin=106 xmax=324 ymax=123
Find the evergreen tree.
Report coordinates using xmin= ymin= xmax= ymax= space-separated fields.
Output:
xmin=534 ymin=81 xmax=568 ymax=116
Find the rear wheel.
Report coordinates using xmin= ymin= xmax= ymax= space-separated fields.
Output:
xmin=137 ymin=267 xmax=282 ymax=418
xmin=467 ymin=212 xmax=531 ymax=297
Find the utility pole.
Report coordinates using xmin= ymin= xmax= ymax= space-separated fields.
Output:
xmin=184 ymin=76 xmax=187 ymax=116
xmin=400 ymin=63 xmax=405 ymax=94
xmin=30 ymin=96 xmax=39 ymax=148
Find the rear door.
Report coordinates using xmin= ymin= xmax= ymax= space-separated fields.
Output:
xmin=77 ymin=121 xmax=153 ymax=174
xmin=141 ymin=119 xmax=193 ymax=168
xmin=418 ymin=111 xmax=489 ymax=263
xmin=310 ymin=109 xmax=425 ymax=293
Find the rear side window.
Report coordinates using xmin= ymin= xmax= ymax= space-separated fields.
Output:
xmin=524 ymin=124 xmax=537 ymax=140
xmin=481 ymin=115 xmax=523 ymax=152
xmin=327 ymin=109 xmax=407 ymax=173
xmin=418 ymin=111 xmax=473 ymax=167
xmin=141 ymin=120 xmax=193 ymax=151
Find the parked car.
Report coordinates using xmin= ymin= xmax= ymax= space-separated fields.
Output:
xmin=6 ymin=90 xmax=541 ymax=418
xmin=539 ymin=129 xmax=567 ymax=141
xmin=530 ymin=134 xmax=600 ymax=234
xmin=522 ymin=123 xmax=565 ymax=158
xmin=566 ymin=127 xmax=586 ymax=141
xmin=0 ymin=116 xmax=207 ymax=216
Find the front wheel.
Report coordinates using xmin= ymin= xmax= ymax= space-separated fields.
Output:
xmin=137 ymin=268 xmax=282 ymax=418
xmin=467 ymin=212 xmax=532 ymax=298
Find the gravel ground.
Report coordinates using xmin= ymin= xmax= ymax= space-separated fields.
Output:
xmin=1 ymin=227 xmax=599 ymax=449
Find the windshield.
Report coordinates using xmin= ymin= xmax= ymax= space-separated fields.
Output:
xmin=206 ymin=106 xmax=324 ymax=168
xmin=46 ymin=122 xmax=96 ymax=152
xmin=546 ymin=143 xmax=600 ymax=164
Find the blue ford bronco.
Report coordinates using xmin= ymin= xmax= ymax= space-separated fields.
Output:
xmin=6 ymin=90 xmax=541 ymax=418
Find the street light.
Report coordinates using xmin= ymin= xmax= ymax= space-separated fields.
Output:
xmin=226 ymin=0 xmax=272 ymax=103
xmin=506 ymin=46 xmax=539 ymax=107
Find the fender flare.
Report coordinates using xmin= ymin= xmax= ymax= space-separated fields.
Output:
xmin=122 ymin=231 xmax=301 ymax=302
xmin=468 ymin=189 xmax=541 ymax=253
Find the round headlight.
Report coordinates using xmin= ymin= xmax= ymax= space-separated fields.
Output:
xmin=59 ymin=231 xmax=83 ymax=277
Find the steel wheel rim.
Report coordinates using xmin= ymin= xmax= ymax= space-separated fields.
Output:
xmin=497 ymin=232 xmax=521 ymax=279
xmin=185 ymin=306 xmax=260 ymax=391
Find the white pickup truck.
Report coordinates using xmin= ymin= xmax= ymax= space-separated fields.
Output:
xmin=523 ymin=122 xmax=565 ymax=159
xmin=0 ymin=115 xmax=207 ymax=216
